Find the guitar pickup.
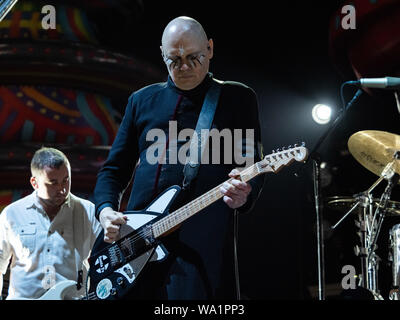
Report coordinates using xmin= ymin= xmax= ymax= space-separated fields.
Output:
xmin=108 ymin=246 xmax=125 ymax=266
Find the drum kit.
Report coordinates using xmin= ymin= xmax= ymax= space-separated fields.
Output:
xmin=325 ymin=130 xmax=400 ymax=300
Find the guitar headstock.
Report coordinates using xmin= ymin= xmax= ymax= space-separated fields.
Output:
xmin=0 ymin=0 xmax=18 ymax=22
xmin=257 ymin=143 xmax=308 ymax=174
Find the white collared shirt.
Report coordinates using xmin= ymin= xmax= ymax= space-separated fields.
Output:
xmin=0 ymin=191 xmax=101 ymax=299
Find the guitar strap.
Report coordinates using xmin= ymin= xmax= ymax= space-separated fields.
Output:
xmin=181 ymin=78 xmax=242 ymax=300
xmin=182 ymin=78 xmax=223 ymax=189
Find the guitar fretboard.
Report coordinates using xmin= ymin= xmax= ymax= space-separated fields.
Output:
xmin=151 ymin=164 xmax=259 ymax=238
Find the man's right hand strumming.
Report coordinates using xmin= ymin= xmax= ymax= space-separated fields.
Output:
xmin=99 ymin=207 xmax=127 ymax=243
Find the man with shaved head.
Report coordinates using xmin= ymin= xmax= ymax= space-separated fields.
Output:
xmin=94 ymin=16 xmax=265 ymax=299
xmin=161 ymin=16 xmax=212 ymax=91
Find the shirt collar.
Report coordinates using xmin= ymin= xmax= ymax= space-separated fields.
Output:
xmin=27 ymin=191 xmax=72 ymax=213
xmin=167 ymin=72 xmax=213 ymax=97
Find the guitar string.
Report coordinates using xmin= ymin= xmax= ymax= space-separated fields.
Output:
xmin=109 ymin=182 xmax=230 ymax=259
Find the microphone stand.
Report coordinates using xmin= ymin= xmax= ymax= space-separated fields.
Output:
xmin=307 ymin=87 xmax=363 ymax=300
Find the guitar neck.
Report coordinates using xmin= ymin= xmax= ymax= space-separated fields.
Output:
xmin=150 ymin=145 xmax=308 ymax=238
xmin=151 ymin=163 xmax=260 ymax=238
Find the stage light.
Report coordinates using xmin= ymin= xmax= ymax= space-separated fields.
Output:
xmin=312 ymin=104 xmax=332 ymax=124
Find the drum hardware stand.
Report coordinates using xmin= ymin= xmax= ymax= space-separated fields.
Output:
xmin=355 ymin=198 xmax=384 ymax=299
xmin=389 ymin=222 xmax=400 ymax=300
xmin=331 ymin=176 xmax=384 ymax=230
xmin=331 ymin=183 xmax=382 ymax=297
xmin=331 ymin=173 xmax=384 ymax=231
xmin=345 ymin=131 xmax=400 ymax=299
xmin=367 ymin=157 xmax=400 ymax=262
xmin=365 ymin=155 xmax=399 ymax=299
xmin=388 ymin=153 xmax=400 ymax=300
xmin=331 ymin=157 xmax=400 ymax=299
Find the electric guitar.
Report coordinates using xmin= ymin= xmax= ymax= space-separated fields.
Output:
xmin=87 ymin=144 xmax=308 ymax=300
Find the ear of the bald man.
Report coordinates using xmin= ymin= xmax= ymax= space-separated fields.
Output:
xmin=208 ymin=39 xmax=214 ymax=59
xmin=160 ymin=45 xmax=164 ymax=57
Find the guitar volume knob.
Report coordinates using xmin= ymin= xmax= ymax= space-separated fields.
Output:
xmin=117 ymin=277 xmax=124 ymax=286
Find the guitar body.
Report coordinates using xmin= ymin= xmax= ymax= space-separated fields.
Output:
xmin=88 ymin=186 xmax=181 ymax=300
xmin=9 ymin=280 xmax=79 ymax=300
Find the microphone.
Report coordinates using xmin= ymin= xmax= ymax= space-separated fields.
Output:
xmin=347 ymin=77 xmax=400 ymax=89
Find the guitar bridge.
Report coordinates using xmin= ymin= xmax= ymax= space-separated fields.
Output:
xmin=108 ymin=246 xmax=123 ymax=266
xmin=142 ymin=224 xmax=156 ymax=246
xmin=107 ymin=224 xmax=157 ymax=268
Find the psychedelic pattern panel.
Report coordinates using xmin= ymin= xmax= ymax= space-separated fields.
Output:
xmin=0 ymin=1 xmax=98 ymax=44
xmin=0 ymin=85 xmax=119 ymax=145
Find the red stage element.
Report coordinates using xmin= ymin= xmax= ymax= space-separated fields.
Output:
xmin=329 ymin=0 xmax=400 ymax=80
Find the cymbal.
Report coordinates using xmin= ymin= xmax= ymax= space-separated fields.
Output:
xmin=348 ymin=130 xmax=400 ymax=177
xmin=326 ymin=196 xmax=400 ymax=216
